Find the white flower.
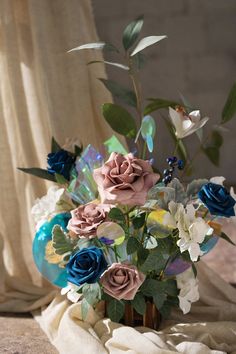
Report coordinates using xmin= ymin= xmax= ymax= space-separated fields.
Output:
xmin=176 ymin=268 xmax=199 ymax=314
xmin=164 ymin=201 xmax=213 ymax=261
xmin=61 ymin=283 xmax=82 ymax=303
xmin=31 ymin=186 xmax=74 ymax=228
xmin=210 ymin=176 xmax=225 ymax=185
xmin=169 ymin=107 xmax=209 ymax=139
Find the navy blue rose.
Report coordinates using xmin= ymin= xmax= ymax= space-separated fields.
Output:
xmin=47 ymin=150 xmax=75 ymax=180
xmin=66 ymin=247 xmax=107 ymax=286
xmin=198 ymin=182 xmax=235 ymax=218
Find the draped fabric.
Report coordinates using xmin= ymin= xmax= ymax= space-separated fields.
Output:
xmin=0 ymin=1 xmax=235 ymax=354
xmin=0 ymin=0 xmax=114 ymax=310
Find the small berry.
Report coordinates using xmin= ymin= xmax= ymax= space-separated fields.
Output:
xmin=163 ymin=169 xmax=170 ymax=176
xmin=172 ymin=156 xmax=177 ymax=163
xmin=178 ymin=160 xmax=184 ymax=170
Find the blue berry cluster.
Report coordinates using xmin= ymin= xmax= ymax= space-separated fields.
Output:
xmin=162 ymin=156 xmax=184 ymax=185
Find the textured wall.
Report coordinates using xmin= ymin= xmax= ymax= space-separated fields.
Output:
xmin=93 ymin=0 xmax=236 ymax=183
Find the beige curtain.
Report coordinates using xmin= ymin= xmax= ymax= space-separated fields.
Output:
xmin=0 ymin=0 xmax=114 ymax=311
xmin=0 ymin=1 xmax=236 ymax=354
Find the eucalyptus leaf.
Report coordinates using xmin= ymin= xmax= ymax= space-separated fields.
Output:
xmin=68 ymin=42 xmax=118 ymax=53
xmin=51 ymin=137 xmax=62 ymax=153
xmin=17 ymin=167 xmax=56 ymax=182
xmin=222 ymin=83 xmax=236 ymax=124
xmin=131 ymin=35 xmax=167 ymax=56
xmin=55 ymin=173 xmax=68 ymax=185
xmin=52 ymin=225 xmax=73 ymax=255
xmin=107 ymin=299 xmax=125 ymax=322
xmin=168 ymin=178 xmax=188 ymax=204
xmin=99 ymin=79 xmax=137 ymax=107
xmin=132 ymin=293 xmax=146 ymax=315
xmin=82 ymin=283 xmax=101 ymax=306
xmin=186 ymin=179 xmax=208 ymax=198
xmin=102 ymin=103 xmax=137 ymax=138
xmin=144 ymin=98 xmax=180 ymax=115
xmin=87 ymin=60 xmax=129 ymax=71
xmin=122 ymin=15 xmax=144 ymax=50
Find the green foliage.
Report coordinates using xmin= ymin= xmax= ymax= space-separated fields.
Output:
xmin=74 ymin=144 xmax=83 ymax=156
xmin=108 ymin=208 xmax=126 ymax=223
xmin=186 ymin=179 xmax=208 ymax=199
xmin=140 ymin=278 xmax=164 ymax=297
xmin=222 ymin=83 xmax=236 ymax=124
xmin=220 ymin=232 xmax=236 ymax=246
xmin=122 ymin=16 xmax=144 ymax=50
xmin=131 ymin=35 xmax=167 ymax=56
xmin=126 ymin=237 xmax=140 ymax=255
xmin=140 ymin=248 xmax=167 ymax=274
xmin=68 ymin=42 xmax=119 ymax=53
xmin=81 ymin=298 xmax=90 ymax=320
xmin=51 ymin=137 xmax=62 ymax=153
xmin=137 ymin=246 xmax=149 ymax=266
xmin=132 ymin=52 xmax=146 ymax=70
xmin=55 ymin=173 xmax=68 ymax=185
xmin=144 ymin=98 xmax=180 ymax=115
xmin=102 ymin=103 xmax=137 ymax=138
xmin=153 ymin=293 xmax=167 ymax=309
xmin=99 ymin=79 xmax=137 ymax=107
xmin=132 ymin=292 xmax=146 ymax=315
xmin=107 ymin=299 xmax=125 ymax=322
xmin=104 ymin=135 xmax=128 ymax=155
xmin=82 ymin=283 xmax=101 ymax=306
xmin=52 ymin=225 xmax=73 ymax=255
xmin=88 ymin=60 xmax=129 ymax=71
xmin=132 ymin=212 xmax=146 ymax=229
xmin=17 ymin=167 xmax=56 ymax=182
xmin=202 ymin=130 xmax=223 ymax=166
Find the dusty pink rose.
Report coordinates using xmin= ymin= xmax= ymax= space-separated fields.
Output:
xmin=67 ymin=202 xmax=110 ymax=238
xmin=100 ymin=263 xmax=145 ymax=300
xmin=93 ymin=153 xmax=159 ymax=206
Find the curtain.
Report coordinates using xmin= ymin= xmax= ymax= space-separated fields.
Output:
xmin=0 ymin=0 xmax=114 ymax=311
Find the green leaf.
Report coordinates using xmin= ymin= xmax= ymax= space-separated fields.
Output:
xmin=87 ymin=61 xmax=129 ymax=71
xmin=82 ymin=283 xmax=101 ymax=306
xmin=222 ymin=83 xmax=236 ymax=124
xmin=107 ymin=299 xmax=125 ymax=322
xmin=122 ymin=15 xmax=144 ymax=51
xmin=163 ymin=280 xmax=178 ymax=297
xmin=141 ymin=250 xmax=167 ymax=274
xmin=153 ymin=293 xmax=167 ymax=310
xmin=203 ymin=147 xmax=220 ymax=166
xmin=220 ymin=232 xmax=236 ymax=246
xmin=52 ymin=225 xmax=73 ymax=255
xmin=132 ymin=212 xmax=146 ymax=229
xmin=132 ymin=52 xmax=146 ymax=70
xmin=74 ymin=144 xmax=83 ymax=156
xmin=126 ymin=237 xmax=140 ymax=255
xmin=51 ymin=137 xmax=61 ymax=153
xmin=137 ymin=246 xmax=149 ymax=266
xmin=140 ymin=278 xmax=164 ymax=297
xmin=55 ymin=173 xmax=68 ymax=185
xmin=159 ymin=302 xmax=171 ymax=319
xmin=144 ymin=98 xmax=180 ymax=115
xmin=81 ymin=298 xmax=90 ymax=320
xmin=17 ymin=167 xmax=56 ymax=182
xmin=108 ymin=208 xmax=126 ymax=223
xmin=68 ymin=42 xmax=119 ymax=53
xmin=131 ymin=35 xmax=167 ymax=56
xmin=132 ymin=293 xmax=146 ymax=315
xmin=186 ymin=179 xmax=208 ymax=198
xmin=192 ymin=264 xmax=197 ymax=278
xmin=102 ymin=103 xmax=137 ymax=138
xmin=99 ymin=79 xmax=137 ymax=107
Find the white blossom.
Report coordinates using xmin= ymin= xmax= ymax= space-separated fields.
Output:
xmin=163 ymin=201 xmax=213 ymax=261
xmin=176 ymin=268 xmax=199 ymax=314
xmin=61 ymin=283 xmax=82 ymax=303
xmin=31 ymin=186 xmax=74 ymax=228
xmin=169 ymin=107 xmax=209 ymax=139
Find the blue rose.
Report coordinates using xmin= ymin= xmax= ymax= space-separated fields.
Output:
xmin=47 ymin=150 xmax=75 ymax=180
xmin=66 ymin=247 xmax=107 ymax=286
xmin=198 ymin=182 xmax=235 ymax=218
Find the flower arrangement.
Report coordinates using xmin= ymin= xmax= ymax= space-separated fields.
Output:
xmin=19 ymin=16 xmax=236 ymax=325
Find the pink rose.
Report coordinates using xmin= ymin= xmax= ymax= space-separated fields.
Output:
xmin=93 ymin=153 xmax=159 ymax=206
xmin=100 ymin=263 xmax=145 ymax=300
xmin=67 ymin=202 xmax=110 ymax=238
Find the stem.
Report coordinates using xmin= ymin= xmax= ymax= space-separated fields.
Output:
xmin=173 ymin=139 xmax=180 ymax=156
xmin=141 ymin=142 xmax=147 ymax=160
